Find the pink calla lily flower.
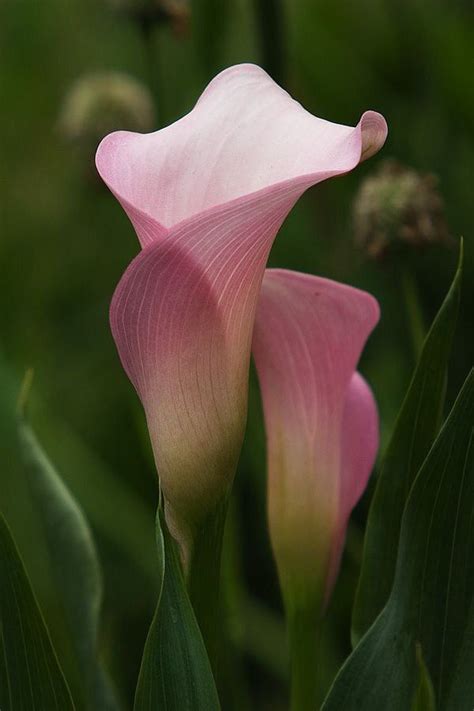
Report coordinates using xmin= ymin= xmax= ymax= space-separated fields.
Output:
xmin=252 ymin=269 xmax=379 ymax=609
xmin=96 ymin=64 xmax=387 ymax=554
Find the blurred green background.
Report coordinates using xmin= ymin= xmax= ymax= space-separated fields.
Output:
xmin=1 ymin=0 xmax=473 ymax=708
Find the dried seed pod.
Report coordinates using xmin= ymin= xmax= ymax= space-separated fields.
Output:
xmin=59 ymin=72 xmax=155 ymax=166
xmin=353 ymin=159 xmax=451 ymax=260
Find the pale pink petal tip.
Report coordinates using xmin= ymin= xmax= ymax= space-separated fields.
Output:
xmin=95 ymin=63 xmax=388 ymax=236
xmin=359 ymin=110 xmax=388 ymax=161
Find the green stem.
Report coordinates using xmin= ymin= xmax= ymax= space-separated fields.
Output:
xmin=139 ymin=21 xmax=161 ymax=125
xmin=253 ymin=0 xmax=286 ymax=83
xmin=288 ymin=603 xmax=322 ymax=711
xmin=401 ymin=267 xmax=425 ymax=362
xmin=187 ymin=499 xmax=228 ymax=673
xmin=219 ymin=502 xmax=253 ymax=710
xmin=191 ymin=0 xmax=229 ymax=77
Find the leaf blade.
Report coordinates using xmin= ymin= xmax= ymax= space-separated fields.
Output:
xmin=322 ymin=369 xmax=474 ymax=710
xmin=412 ymin=643 xmax=436 ymax=711
xmin=134 ymin=508 xmax=221 ymax=711
xmin=0 ymin=513 xmax=75 ymax=711
xmin=18 ymin=415 xmax=118 ymax=710
xmin=352 ymin=246 xmax=463 ymax=643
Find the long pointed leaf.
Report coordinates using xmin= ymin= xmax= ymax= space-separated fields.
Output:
xmin=352 ymin=246 xmax=463 ymax=643
xmin=322 ymin=369 xmax=474 ymax=709
xmin=0 ymin=353 xmax=156 ymax=598
xmin=134 ymin=508 xmax=220 ymax=711
xmin=0 ymin=513 xmax=75 ymax=711
xmin=18 ymin=412 xmax=118 ymax=710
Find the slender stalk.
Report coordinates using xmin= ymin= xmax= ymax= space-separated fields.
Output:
xmin=191 ymin=0 xmax=229 ymax=77
xmin=253 ymin=0 xmax=286 ymax=83
xmin=187 ymin=498 xmax=229 ymax=672
xmin=287 ymin=602 xmax=323 ymax=711
xmin=219 ymin=503 xmax=253 ymax=710
xmin=401 ymin=267 xmax=425 ymax=361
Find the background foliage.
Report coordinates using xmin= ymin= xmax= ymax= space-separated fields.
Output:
xmin=1 ymin=0 xmax=473 ymax=707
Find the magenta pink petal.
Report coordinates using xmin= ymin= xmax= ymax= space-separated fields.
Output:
xmin=96 ymin=64 xmax=387 ymax=247
xmin=340 ymin=372 xmax=379 ymax=521
xmin=252 ymin=269 xmax=379 ymax=606
xmin=325 ymin=372 xmax=379 ymax=598
xmin=110 ymin=193 xmax=297 ymax=550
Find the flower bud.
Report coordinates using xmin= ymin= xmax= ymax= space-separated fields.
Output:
xmin=253 ymin=270 xmax=379 ymax=611
xmin=353 ymin=159 xmax=451 ymax=260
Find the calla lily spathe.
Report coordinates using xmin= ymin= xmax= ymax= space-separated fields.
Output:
xmin=96 ymin=64 xmax=387 ymax=554
xmin=252 ymin=269 xmax=379 ymax=609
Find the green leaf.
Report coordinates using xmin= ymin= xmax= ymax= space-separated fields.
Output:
xmin=187 ymin=499 xmax=228 ymax=670
xmin=0 ymin=513 xmax=75 ymax=711
xmin=134 ymin=507 xmax=221 ymax=711
xmin=0 ymin=351 xmax=156 ymax=596
xmin=412 ymin=643 xmax=436 ymax=711
xmin=352 ymin=245 xmax=463 ymax=644
xmin=36 ymin=411 xmax=157 ymax=589
xmin=322 ymin=369 xmax=474 ymax=710
xmin=17 ymin=404 xmax=117 ymax=710
xmin=444 ymin=599 xmax=474 ymax=710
